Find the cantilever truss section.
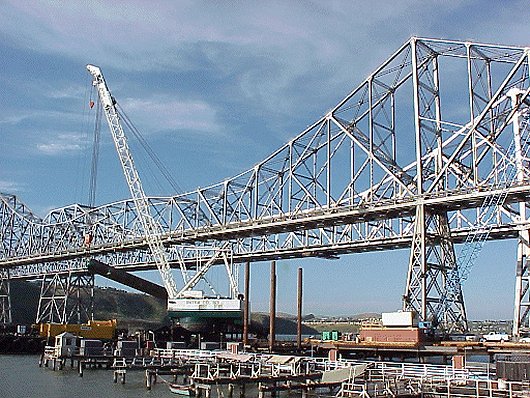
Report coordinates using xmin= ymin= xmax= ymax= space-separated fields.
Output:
xmin=1 ymin=38 xmax=530 ymax=331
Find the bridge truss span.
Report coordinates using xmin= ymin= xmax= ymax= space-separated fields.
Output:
xmin=1 ymin=37 xmax=530 ymax=333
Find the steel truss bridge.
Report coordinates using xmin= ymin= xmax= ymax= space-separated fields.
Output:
xmin=1 ymin=37 xmax=530 ymax=335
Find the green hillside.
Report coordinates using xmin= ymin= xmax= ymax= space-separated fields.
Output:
xmin=10 ymin=280 xmax=41 ymax=325
xmin=9 ymin=281 xmax=166 ymax=329
xmin=8 ymin=281 xmax=320 ymax=335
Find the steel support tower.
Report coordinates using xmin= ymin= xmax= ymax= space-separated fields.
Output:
xmin=0 ymin=268 xmax=11 ymax=325
xmin=36 ymin=271 xmax=94 ymax=324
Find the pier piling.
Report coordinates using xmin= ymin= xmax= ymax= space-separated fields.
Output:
xmin=145 ymin=370 xmax=151 ymax=389
xmin=269 ymin=260 xmax=276 ymax=352
xmin=243 ymin=261 xmax=250 ymax=347
xmin=297 ymin=267 xmax=303 ymax=350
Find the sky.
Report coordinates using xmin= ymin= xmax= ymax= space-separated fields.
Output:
xmin=1 ymin=0 xmax=529 ymax=320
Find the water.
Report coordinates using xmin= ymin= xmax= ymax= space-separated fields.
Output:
xmin=0 ymin=353 xmax=493 ymax=397
xmin=276 ymin=334 xmax=313 ymax=341
xmin=0 ymin=355 xmax=172 ymax=398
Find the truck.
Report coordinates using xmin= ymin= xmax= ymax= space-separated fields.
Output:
xmin=481 ymin=331 xmax=510 ymax=342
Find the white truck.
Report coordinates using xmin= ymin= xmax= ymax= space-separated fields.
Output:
xmin=481 ymin=331 xmax=510 ymax=342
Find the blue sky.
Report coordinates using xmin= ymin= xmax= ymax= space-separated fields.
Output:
xmin=1 ymin=1 xmax=529 ymax=319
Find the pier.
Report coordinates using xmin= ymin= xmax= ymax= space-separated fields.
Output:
xmin=36 ymin=345 xmax=530 ymax=397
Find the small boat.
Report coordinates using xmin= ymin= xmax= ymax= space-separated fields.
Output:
xmin=168 ymin=383 xmax=196 ymax=397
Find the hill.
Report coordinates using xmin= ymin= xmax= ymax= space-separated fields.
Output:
xmin=8 ymin=281 xmax=320 ymax=334
xmin=250 ymin=313 xmax=319 ymax=336
xmin=9 ymin=281 xmax=167 ymax=330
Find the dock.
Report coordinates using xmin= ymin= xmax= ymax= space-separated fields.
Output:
xmin=38 ymin=345 xmax=530 ymax=397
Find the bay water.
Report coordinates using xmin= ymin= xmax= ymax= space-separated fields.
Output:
xmin=0 ymin=352 xmax=491 ymax=397
xmin=0 ymin=355 xmax=173 ymax=398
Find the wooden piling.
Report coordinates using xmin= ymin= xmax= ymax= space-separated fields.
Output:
xmin=297 ymin=267 xmax=303 ymax=350
xmin=243 ymin=261 xmax=250 ymax=346
xmin=146 ymin=369 xmax=151 ymax=390
xmin=269 ymin=260 xmax=276 ymax=352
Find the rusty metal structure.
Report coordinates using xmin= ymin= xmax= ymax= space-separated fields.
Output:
xmin=1 ymin=37 xmax=530 ymax=335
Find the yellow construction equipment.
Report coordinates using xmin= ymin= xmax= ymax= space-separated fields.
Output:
xmin=37 ymin=319 xmax=117 ymax=339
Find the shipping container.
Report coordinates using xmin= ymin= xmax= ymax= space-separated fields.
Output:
xmin=496 ymin=354 xmax=530 ymax=381
xmin=226 ymin=342 xmax=242 ymax=354
xmin=322 ymin=330 xmax=340 ymax=341
xmin=116 ymin=340 xmax=138 ymax=358
xmin=381 ymin=311 xmax=418 ymax=327
xmin=117 ymin=340 xmax=137 ymax=349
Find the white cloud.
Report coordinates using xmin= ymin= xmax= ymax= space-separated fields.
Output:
xmin=3 ymin=1 xmax=530 ymax=125
xmin=0 ymin=180 xmax=25 ymax=193
xmin=35 ymin=132 xmax=89 ymax=156
xmin=120 ymin=96 xmax=221 ymax=135
xmin=0 ymin=109 xmax=81 ymax=126
xmin=47 ymin=85 xmax=86 ymax=100
xmin=0 ymin=114 xmax=31 ymax=125
xmin=0 ymin=2 xmax=433 ymax=88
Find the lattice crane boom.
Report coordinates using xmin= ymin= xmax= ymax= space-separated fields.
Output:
xmin=86 ymin=64 xmax=180 ymax=299
xmin=86 ymin=65 xmax=243 ymax=327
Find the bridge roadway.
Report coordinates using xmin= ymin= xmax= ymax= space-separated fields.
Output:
xmin=2 ymin=182 xmax=530 ymax=276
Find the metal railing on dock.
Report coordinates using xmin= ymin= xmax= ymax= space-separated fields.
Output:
xmin=39 ymin=346 xmax=529 ymax=397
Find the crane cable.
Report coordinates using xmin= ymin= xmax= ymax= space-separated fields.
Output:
xmin=89 ymin=99 xmax=102 ymax=209
xmin=117 ymin=103 xmax=183 ymax=195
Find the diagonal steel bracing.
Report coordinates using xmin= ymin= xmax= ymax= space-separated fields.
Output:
xmin=36 ymin=272 xmax=94 ymax=324
xmin=404 ymin=205 xmax=467 ymax=332
xmin=0 ymin=268 xmax=11 ymax=325
xmin=1 ymin=38 xmax=530 ymax=329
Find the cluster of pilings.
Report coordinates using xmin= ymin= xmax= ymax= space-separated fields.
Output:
xmin=243 ymin=261 xmax=305 ymax=352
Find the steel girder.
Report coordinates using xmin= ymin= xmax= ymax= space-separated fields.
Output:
xmin=1 ymin=37 xmax=530 ymax=328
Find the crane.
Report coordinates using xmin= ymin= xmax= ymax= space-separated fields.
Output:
xmin=86 ymin=65 xmax=243 ymax=330
xmin=87 ymin=64 xmax=180 ymax=300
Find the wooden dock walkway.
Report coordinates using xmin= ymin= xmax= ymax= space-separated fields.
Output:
xmin=38 ymin=346 xmax=530 ymax=397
